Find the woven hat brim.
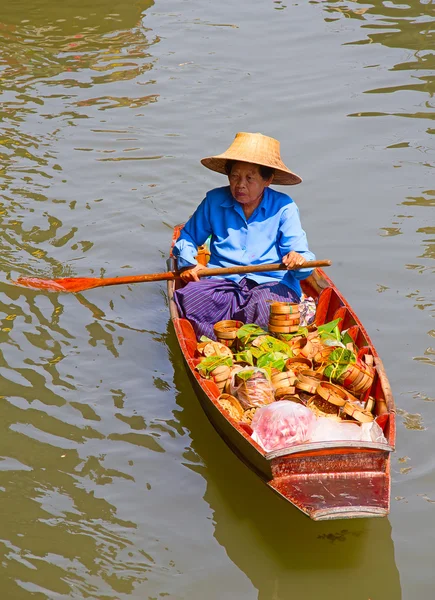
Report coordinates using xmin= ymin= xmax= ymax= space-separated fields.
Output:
xmin=201 ymin=157 xmax=302 ymax=186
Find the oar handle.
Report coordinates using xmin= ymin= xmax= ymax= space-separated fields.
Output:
xmin=198 ymin=260 xmax=331 ymax=278
xmin=99 ymin=260 xmax=331 ymax=286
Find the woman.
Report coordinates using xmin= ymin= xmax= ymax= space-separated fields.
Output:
xmin=173 ymin=131 xmax=315 ymax=339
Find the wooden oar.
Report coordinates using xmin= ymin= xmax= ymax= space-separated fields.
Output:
xmin=13 ymin=260 xmax=331 ymax=293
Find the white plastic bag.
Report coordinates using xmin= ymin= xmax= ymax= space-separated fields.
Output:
xmin=361 ymin=421 xmax=388 ymax=444
xmin=310 ymin=418 xmax=361 ymax=442
xmin=251 ymin=401 xmax=316 ymax=451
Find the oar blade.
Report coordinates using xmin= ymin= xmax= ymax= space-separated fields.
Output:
xmin=13 ymin=276 xmax=102 ymax=293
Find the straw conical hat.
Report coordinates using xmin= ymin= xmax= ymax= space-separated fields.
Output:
xmin=201 ymin=132 xmax=302 ymax=185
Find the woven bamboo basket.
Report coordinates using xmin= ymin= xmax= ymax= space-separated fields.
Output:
xmin=290 ymin=337 xmax=314 ymax=359
xmin=211 ymin=365 xmax=232 ymax=392
xmin=285 ymin=357 xmax=313 ymax=375
xmin=269 ymin=301 xmax=300 ymax=316
xmin=338 ymin=358 xmax=375 ymax=397
xmin=307 ymin=395 xmax=342 ymax=420
xmin=268 ymin=301 xmax=300 ymax=336
xmin=271 ymin=370 xmax=296 ymax=391
xmin=213 ymin=320 xmax=244 ymax=349
xmin=317 ymin=381 xmax=349 ymax=407
xmin=217 ymin=393 xmax=244 ymax=421
xmin=313 ymin=345 xmax=335 ymax=366
xmin=342 ymin=401 xmax=374 ymax=423
xmin=274 ymin=389 xmax=303 ymax=403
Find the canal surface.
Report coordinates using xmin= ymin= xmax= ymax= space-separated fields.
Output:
xmin=0 ymin=0 xmax=433 ymax=598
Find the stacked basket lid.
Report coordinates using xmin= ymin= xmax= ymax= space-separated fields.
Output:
xmin=268 ymin=302 xmax=300 ymax=338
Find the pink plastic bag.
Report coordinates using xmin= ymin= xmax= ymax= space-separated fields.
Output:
xmin=251 ymin=401 xmax=316 ymax=451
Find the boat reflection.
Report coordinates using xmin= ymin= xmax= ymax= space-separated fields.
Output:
xmin=166 ymin=321 xmax=402 ymax=599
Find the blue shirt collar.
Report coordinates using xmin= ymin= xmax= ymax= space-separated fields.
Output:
xmin=219 ymin=185 xmax=271 ymax=213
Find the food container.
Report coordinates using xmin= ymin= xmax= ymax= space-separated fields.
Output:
xmin=269 ymin=302 xmax=300 ymax=336
xmin=285 ymin=357 xmax=313 ymax=375
xmin=213 ymin=320 xmax=244 ymax=349
xmin=210 ymin=365 xmax=232 ymax=392
xmin=217 ymin=393 xmax=244 ymax=421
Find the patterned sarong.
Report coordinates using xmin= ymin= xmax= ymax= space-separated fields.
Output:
xmin=173 ymin=277 xmax=300 ymax=340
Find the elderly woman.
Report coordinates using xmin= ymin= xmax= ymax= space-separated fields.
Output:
xmin=173 ymin=132 xmax=315 ymax=339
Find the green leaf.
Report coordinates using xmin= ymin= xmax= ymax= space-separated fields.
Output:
xmin=199 ymin=335 xmax=214 ymax=343
xmin=235 ymin=368 xmax=257 ymax=381
xmin=324 ymin=362 xmax=348 ymax=380
xmin=196 ymin=355 xmax=232 ymax=376
xmin=323 ymin=348 xmax=356 ymax=381
xmin=341 ymin=330 xmax=355 ymax=348
xmin=253 ymin=335 xmax=293 ymax=356
xmin=317 ymin=318 xmax=341 ymax=333
xmin=277 ymin=327 xmax=308 ymax=343
xmin=235 ymin=349 xmax=255 ymax=366
xmin=237 ymin=324 xmax=267 ymax=346
xmin=256 ymin=351 xmax=288 ymax=371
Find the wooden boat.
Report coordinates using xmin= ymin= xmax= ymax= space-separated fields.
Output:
xmin=167 ymin=225 xmax=396 ymax=521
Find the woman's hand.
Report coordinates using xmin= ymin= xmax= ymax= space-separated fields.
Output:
xmin=179 ymin=263 xmax=205 ymax=283
xmin=282 ymin=251 xmax=306 ymax=269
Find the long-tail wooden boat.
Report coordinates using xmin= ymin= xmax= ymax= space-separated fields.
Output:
xmin=168 ymin=225 xmax=396 ymax=521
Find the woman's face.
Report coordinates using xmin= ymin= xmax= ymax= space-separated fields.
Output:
xmin=228 ymin=161 xmax=273 ymax=207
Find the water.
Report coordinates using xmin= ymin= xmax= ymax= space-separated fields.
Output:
xmin=0 ymin=0 xmax=433 ymax=597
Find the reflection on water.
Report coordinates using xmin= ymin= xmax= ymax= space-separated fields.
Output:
xmin=0 ymin=0 xmax=156 ymax=279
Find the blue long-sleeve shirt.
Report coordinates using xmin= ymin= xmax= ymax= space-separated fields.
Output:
xmin=173 ymin=185 xmax=315 ymax=298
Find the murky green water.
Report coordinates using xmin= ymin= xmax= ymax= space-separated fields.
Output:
xmin=0 ymin=0 xmax=433 ymax=597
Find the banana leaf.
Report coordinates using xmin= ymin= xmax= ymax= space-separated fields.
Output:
xmin=256 ymin=351 xmax=288 ymax=372
xmin=323 ymin=347 xmax=356 ymax=380
xmin=252 ymin=335 xmax=293 ymax=356
xmin=237 ymin=324 xmax=268 ymax=346
xmin=196 ymin=355 xmax=233 ymax=377
xmin=234 ymin=349 xmax=255 ymax=366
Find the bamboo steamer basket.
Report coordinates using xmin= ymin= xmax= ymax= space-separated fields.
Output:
xmin=285 ymin=357 xmax=313 ymax=375
xmin=213 ymin=320 xmax=244 ymax=349
xmin=307 ymin=395 xmax=342 ymax=420
xmin=268 ymin=322 xmax=300 ymax=335
xmin=275 ymin=389 xmax=303 ymax=403
xmin=269 ymin=302 xmax=300 ymax=336
xmin=269 ymin=301 xmax=300 ymax=316
xmin=269 ymin=317 xmax=300 ymax=328
xmin=211 ymin=365 xmax=232 ymax=392
xmin=295 ymin=374 xmax=319 ymax=396
xmin=217 ymin=393 xmax=244 ymax=421
xmin=342 ymin=401 xmax=374 ymax=423
xmin=290 ymin=337 xmax=314 ymax=359
xmin=269 ymin=313 xmax=301 ymax=322
xmin=317 ymin=381 xmax=349 ymax=407
xmin=271 ymin=370 xmax=296 ymax=391
xmin=202 ymin=341 xmax=233 ymax=358
xmin=313 ymin=345 xmax=335 ymax=366
xmin=297 ymin=369 xmax=324 ymax=384
xmin=339 ymin=358 xmax=375 ymax=397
